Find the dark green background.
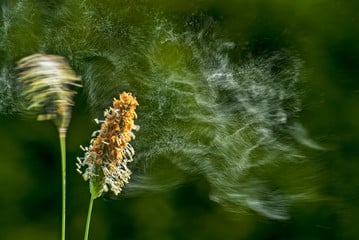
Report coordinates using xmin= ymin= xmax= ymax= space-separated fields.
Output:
xmin=1 ymin=0 xmax=358 ymax=239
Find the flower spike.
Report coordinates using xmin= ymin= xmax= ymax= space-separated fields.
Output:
xmin=17 ymin=53 xmax=81 ymax=135
xmin=78 ymin=91 xmax=139 ymax=198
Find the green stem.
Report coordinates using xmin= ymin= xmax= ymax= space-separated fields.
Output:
xmin=59 ymin=129 xmax=67 ymax=240
xmin=84 ymin=196 xmax=95 ymax=240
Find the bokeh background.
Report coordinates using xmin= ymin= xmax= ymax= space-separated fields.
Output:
xmin=1 ymin=0 xmax=359 ymax=239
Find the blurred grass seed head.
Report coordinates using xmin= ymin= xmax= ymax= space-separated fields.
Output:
xmin=16 ymin=53 xmax=81 ymax=133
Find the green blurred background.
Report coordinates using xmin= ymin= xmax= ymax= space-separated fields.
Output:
xmin=1 ymin=0 xmax=359 ymax=239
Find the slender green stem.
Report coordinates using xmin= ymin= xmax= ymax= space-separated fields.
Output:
xmin=59 ymin=130 xmax=67 ymax=240
xmin=84 ymin=196 xmax=95 ymax=240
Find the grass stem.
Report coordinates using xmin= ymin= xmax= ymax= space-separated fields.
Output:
xmin=84 ymin=196 xmax=95 ymax=240
xmin=59 ymin=130 xmax=67 ymax=240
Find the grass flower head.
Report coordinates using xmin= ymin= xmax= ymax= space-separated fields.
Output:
xmin=77 ymin=92 xmax=139 ymax=198
xmin=17 ymin=53 xmax=81 ymax=135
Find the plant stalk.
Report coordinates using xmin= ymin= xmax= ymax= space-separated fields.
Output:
xmin=59 ymin=129 xmax=67 ymax=240
xmin=84 ymin=196 xmax=95 ymax=240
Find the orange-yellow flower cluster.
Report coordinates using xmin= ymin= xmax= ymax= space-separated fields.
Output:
xmin=77 ymin=92 xmax=139 ymax=198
